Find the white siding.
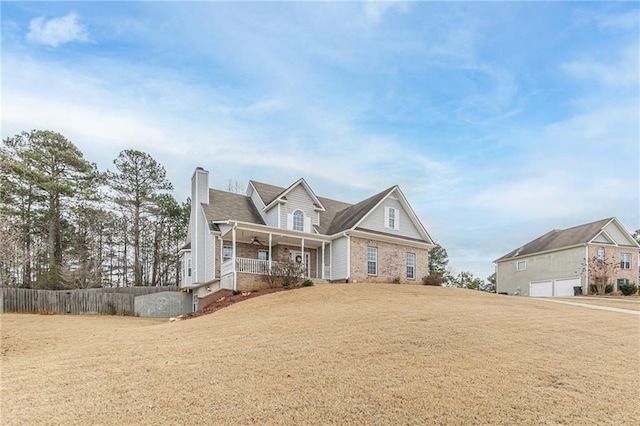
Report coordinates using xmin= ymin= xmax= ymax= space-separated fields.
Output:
xmin=358 ymin=197 xmax=422 ymax=239
xmin=603 ymin=221 xmax=636 ymax=246
xmin=250 ymin=188 xmax=268 ymax=223
xmin=194 ymin=206 xmax=209 ymax=283
xmin=331 ymin=237 xmax=349 ymax=280
xmin=204 ymin=231 xmax=216 ymax=281
xmin=264 ymin=205 xmax=279 ymax=228
xmin=180 ymin=251 xmax=193 ymax=288
xmin=281 ymin=185 xmax=319 ymax=231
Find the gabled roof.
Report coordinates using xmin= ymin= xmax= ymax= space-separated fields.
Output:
xmin=326 ymin=187 xmax=394 ymax=235
xmin=496 ymin=217 xmax=618 ymax=262
xmin=201 ymin=189 xmax=265 ymax=228
xmin=254 ymin=178 xmax=326 ymax=212
xmin=201 ymin=179 xmax=431 ymax=244
xmin=249 ymin=181 xmax=285 ymax=207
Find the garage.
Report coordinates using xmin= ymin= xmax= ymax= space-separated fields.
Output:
xmin=554 ymin=278 xmax=581 ymax=297
xmin=529 ymin=281 xmax=553 ymax=297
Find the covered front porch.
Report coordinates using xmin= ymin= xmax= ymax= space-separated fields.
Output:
xmin=216 ymin=222 xmax=332 ymax=290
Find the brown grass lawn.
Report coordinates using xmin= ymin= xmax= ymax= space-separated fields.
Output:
xmin=2 ymin=284 xmax=639 ymax=425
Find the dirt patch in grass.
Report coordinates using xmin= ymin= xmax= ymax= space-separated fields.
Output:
xmin=187 ymin=286 xmax=289 ymax=318
xmin=2 ymin=284 xmax=639 ymax=425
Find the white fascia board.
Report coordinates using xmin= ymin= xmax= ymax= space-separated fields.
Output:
xmin=590 ymin=229 xmax=617 ymax=246
xmin=262 ymin=178 xmax=325 ymax=212
xmin=350 ymin=186 xmax=434 ymax=244
xmin=610 ymin=217 xmax=640 ymax=248
xmin=227 ymin=220 xmax=332 ymax=243
xmin=392 ymin=186 xmax=435 ymax=244
xmin=348 ymin=229 xmax=435 ymax=250
xmin=350 ymin=187 xmax=398 ymax=232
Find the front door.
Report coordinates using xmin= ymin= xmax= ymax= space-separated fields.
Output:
xmin=290 ymin=250 xmax=311 ymax=278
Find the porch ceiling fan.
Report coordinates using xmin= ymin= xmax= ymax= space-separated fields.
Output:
xmin=251 ymin=236 xmax=264 ymax=246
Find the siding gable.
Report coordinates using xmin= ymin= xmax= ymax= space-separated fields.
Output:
xmin=280 ymin=184 xmax=320 ymax=232
xmin=358 ymin=194 xmax=422 ymax=239
xmin=602 ymin=221 xmax=638 ymax=247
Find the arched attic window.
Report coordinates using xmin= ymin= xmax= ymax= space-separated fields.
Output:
xmin=293 ymin=210 xmax=305 ymax=232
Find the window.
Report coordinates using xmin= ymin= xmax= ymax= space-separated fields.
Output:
xmin=223 ymin=245 xmax=233 ymax=262
xmin=620 ymin=253 xmax=631 ymax=269
xmin=258 ymin=250 xmax=269 ymax=261
xmin=597 ymin=247 xmax=605 ymax=265
xmin=367 ymin=247 xmax=377 ymax=276
xmin=617 ymin=278 xmax=629 ymax=291
xmin=406 ymin=253 xmax=415 ymax=279
xmin=384 ymin=206 xmax=399 ymax=230
xmin=187 ymin=258 xmax=192 ymax=277
xmin=516 ymin=260 xmax=526 ymax=271
xmin=293 ymin=210 xmax=304 ymax=232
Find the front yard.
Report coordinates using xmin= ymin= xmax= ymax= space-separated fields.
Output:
xmin=1 ymin=284 xmax=638 ymax=424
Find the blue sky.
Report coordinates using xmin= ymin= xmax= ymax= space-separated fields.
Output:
xmin=2 ymin=1 xmax=638 ymax=280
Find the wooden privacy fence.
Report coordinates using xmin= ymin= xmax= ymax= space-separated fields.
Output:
xmin=0 ymin=287 xmax=178 ymax=316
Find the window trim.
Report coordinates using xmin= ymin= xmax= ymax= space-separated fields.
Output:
xmin=223 ymin=245 xmax=233 ymax=262
xmin=367 ymin=247 xmax=378 ymax=276
xmin=292 ymin=209 xmax=305 ymax=232
xmin=620 ymin=253 xmax=631 ymax=270
xmin=516 ymin=260 xmax=526 ymax=271
xmin=384 ymin=206 xmax=399 ymax=231
xmin=258 ymin=250 xmax=269 ymax=261
xmin=406 ymin=252 xmax=415 ymax=280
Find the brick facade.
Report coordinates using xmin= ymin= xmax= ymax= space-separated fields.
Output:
xmin=350 ymin=236 xmax=429 ymax=284
xmin=587 ymin=244 xmax=639 ymax=287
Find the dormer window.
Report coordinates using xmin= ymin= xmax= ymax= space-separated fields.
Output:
xmin=293 ymin=210 xmax=304 ymax=232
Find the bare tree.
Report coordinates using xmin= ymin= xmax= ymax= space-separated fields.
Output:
xmin=583 ymin=254 xmax=620 ymax=295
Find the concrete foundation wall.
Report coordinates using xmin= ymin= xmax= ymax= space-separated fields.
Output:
xmin=134 ymin=291 xmax=193 ymax=318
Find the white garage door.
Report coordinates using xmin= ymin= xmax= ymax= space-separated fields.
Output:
xmin=530 ymin=281 xmax=553 ymax=297
xmin=554 ymin=278 xmax=581 ymax=297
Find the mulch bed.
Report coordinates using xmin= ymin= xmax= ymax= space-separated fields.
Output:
xmin=184 ymin=287 xmax=290 ymax=319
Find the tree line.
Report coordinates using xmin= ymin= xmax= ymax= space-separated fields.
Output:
xmin=0 ymin=130 xmax=189 ymax=289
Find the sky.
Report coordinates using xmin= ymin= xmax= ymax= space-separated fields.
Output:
xmin=2 ymin=1 xmax=639 ymax=281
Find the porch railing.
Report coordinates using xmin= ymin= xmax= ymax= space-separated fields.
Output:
xmin=221 ymin=257 xmax=271 ymax=276
xmin=222 ymin=257 xmax=315 ymax=277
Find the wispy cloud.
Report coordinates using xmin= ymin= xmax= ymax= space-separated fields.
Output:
xmin=563 ymin=43 xmax=639 ymax=88
xmin=26 ymin=11 xmax=88 ymax=47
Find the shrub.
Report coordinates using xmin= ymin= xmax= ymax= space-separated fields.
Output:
xmin=232 ymin=290 xmax=241 ymax=296
xmin=250 ymin=288 xmax=260 ymax=293
xmin=392 ymin=277 xmax=401 ymax=284
xmin=422 ymin=274 xmax=443 ymax=286
xmin=619 ymin=283 xmax=638 ymax=296
xmin=262 ymin=262 xmax=305 ymax=288
xmin=589 ymin=284 xmax=613 ymax=294
xmin=301 ymin=279 xmax=314 ymax=287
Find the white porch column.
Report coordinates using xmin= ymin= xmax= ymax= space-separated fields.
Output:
xmin=232 ymin=226 xmax=237 ymax=291
xmin=301 ymin=238 xmax=305 ymax=277
xmin=268 ymin=233 xmax=273 ymax=271
xmin=321 ymin=241 xmax=326 ymax=279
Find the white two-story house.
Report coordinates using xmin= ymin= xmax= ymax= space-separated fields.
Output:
xmin=179 ymin=167 xmax=435 ymax=297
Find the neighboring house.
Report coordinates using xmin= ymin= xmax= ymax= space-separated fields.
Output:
xmin=179 ymin=167 xmax=435 ymax=300
xmin=495 ymin=218 xmax=639 ymax=297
